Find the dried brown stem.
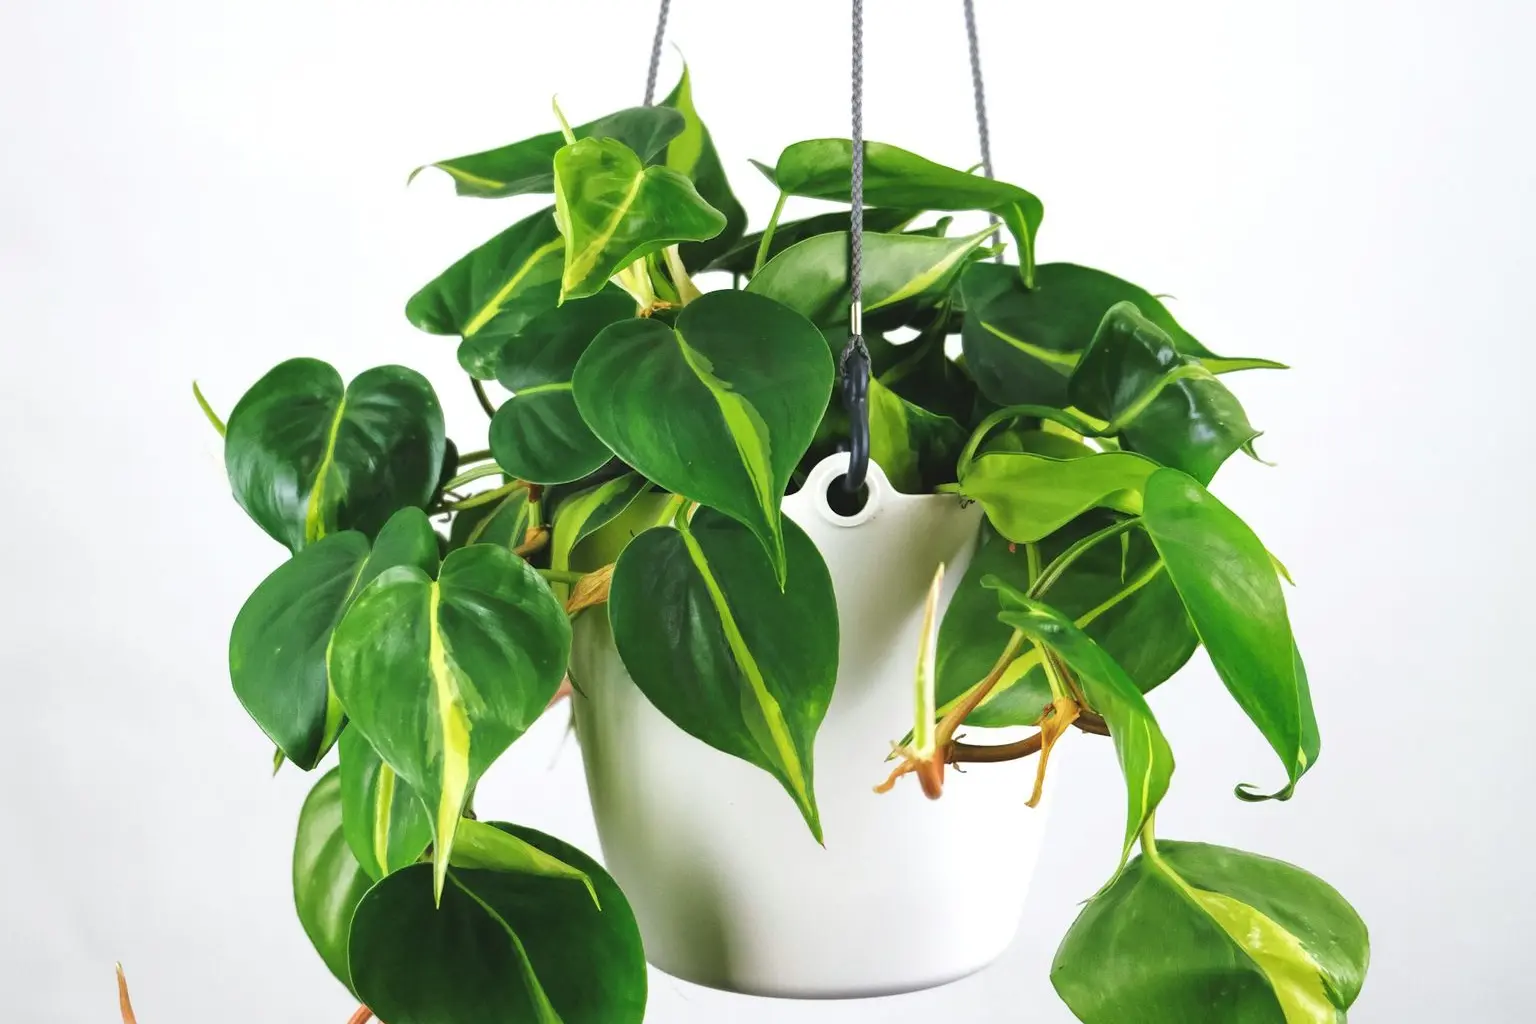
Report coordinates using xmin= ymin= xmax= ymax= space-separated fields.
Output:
xmin=116 ymin=964 xmax=137 ymax=1024
xmin=346 ymin=1007 xmax=374 ymax=1024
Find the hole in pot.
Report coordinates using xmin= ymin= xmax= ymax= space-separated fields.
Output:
xmin=824 ymin=474 xmax=870 ymax=517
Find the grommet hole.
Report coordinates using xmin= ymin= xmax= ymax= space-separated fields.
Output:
xmin=825 ymin=474 xmax=871 ymax=518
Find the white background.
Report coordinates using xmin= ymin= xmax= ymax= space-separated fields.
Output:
xmin=2 ymin=0 xmax=1531 ymax=1020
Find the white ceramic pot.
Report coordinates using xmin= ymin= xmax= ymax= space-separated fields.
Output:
xmin=570 ymin=454 xmax=1052 ymax=999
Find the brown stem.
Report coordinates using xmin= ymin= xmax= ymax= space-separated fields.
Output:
xmin=116 ymin=964 xmax=137 ymax=1024
xmin=949 ymin=733 xmax=1043 ymax=763
xmin=932 ymin=631 xmax=1024 ymax=748
xmin=471 ymin=378 xmax=496 ymax=418
xmin=346 ymin=1007 xmax=374 ymax=1024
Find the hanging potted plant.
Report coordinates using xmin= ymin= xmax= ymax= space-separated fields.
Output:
xmin=186 ymin=20 xmax=1369 ymax=1024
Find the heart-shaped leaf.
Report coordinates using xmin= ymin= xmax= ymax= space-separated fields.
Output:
xmin=988 ymin=580 xmax=1175 ymax=876
xmin=1071 ymin=303 xmax=1260 ymax=484
xmin=229 ymin=507 xmax=440 ymax=769
xmin=1142 ymin=468 xmax=1317 ymax=799
xmin=348 ymin=825 xmax=647 ymax=1024
xmin=573 ymin=289 xmax=832 ymax=582
xmin=549 ymin=472 xmax=651 ymax=575
xmin=552 ymin=137 xmax=726 ymax=301
xmin=960 ymin=442 xmax=1159 ymax=544
xmin=328 ymin=544 xmax=571 ymax=900
xmin=412 ymin=106 xmax=685 ymax=199
xmin=225 ymin=359 xmax=445 ymax=552
xmin=446 ymin=484 xmax=534 ymax=553
xmin=405 ymin=208 xmax=564 ymax=379
xmin=1052 ymin=841 xmax=1368 ymax=1023
xmin=487 ymin=289 xmax=634 ymax=484
xmin=338 ymin=728 xmax=432 ymax=881
xmin=706 ymin=208 xmax=921 ymax=277
xmin=960 ymin=261 xmax=1285 ymax=407
xmin=773 ymin=139 xmax=1042 ymax=284
xmin=660 ymin=68 xmax=747 ymax=273
xmin=609 ymin=510 xmax=838 ymax=840
xmin=293 ymin=768 xmax=371 ymax=995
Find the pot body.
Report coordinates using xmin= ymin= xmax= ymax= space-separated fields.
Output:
xmin=571 ymin=455 xmax=1051 ymax=999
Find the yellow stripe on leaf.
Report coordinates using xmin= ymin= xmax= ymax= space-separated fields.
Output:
xmin=427 ymin=583 xmax=473 ymax=904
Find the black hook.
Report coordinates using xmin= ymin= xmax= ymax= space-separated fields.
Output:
xmin=840 ymin=338 xmax=871 ymax=493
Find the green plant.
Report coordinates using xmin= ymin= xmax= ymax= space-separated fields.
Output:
xmin=204 ymin=69 xmax=1368 ymax=1023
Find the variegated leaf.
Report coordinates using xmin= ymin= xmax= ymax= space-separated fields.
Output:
xmin=338 ymin=727 xmax=432 ymax=880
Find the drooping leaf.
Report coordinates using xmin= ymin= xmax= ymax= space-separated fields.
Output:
xmin=225 ymin=359 xmax=445 ymax=552
xmin=488 ymin=289 xmax=634 ymax=484
xmin=293 ymin=768 xmax=371 ymax=995
xmin=960 ymin=262 xmax=1284 ymax=407
xmin=774 ymin=139 xmax=1042 ymax=283
xmin=1071 ymin=303 xmax=1260 ymax=484
xmin=747 ymin=227 xmax=993 ymax=333
xmin=960 ymin=439 xmax=1158 ymax=544
xmin=549 ymin=472 xmax=651 ymax=575
xmin=338 ymin=728 xmax=432 ymax=881
xmin=573 ymin=289 xmax=832 ymax=582
xmin=405 ymin=209 xmax=565 ymax=379
xmin=328 ymin=544 xmax=571 ymax=900
xmin=447 ymin=484 xmax=534 ymax=553
xmin=866 ymin=378 xmax=967 ymax=493
xmin=660 ymin=67 xmax=747 ymax=273
xmin=706 ymin=208 xmax=920 ymax=277
xmin=229 ymin=508 xmax=440 ymax=769
xmin=411 ymin=106 xmax=685 ymax=199
xmin=608 ymin=510 xmax=838 ymax=840
xmin=449 ymin=818 xmax=596 ymax=903
xmin=552 ymin=137 xmax=726 ymax=301
xmin=988 ymin=581 xmax=1174 ymax=875
xmin=1052 ymin=841 xmax=1368 ymax=1023
xmin=1142 ymin=469 xmax=1317 ymax=799
xmin=348 ymin=825 xmax=646 ymax=1024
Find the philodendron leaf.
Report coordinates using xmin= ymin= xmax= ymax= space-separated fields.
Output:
xmin=1071 ymin=302 xmax=1260 ymax=484
xmin=405 ymin=208 xmax=565 ymax=379
xmin=552 ymin=137 xmax=726 ymax=301
xmin=773 ymin=139 xmax=1043 ymax=283
xmin=328 ymin=544 xmax=571 ymax=900
xmin=960 ymin=440 xmax=1158 ymax=544
xmin=349 ymin=825 xmax=647 ymax=1024
xmin=412 ymin=106 xmax=685 ymax=199
xmin=706 ymin=208 xmax=920 ymax=277
xmin=225 ymin=359 xmax=445 ymax=552
xmin=573 ymin=289 xmax=832 ymax=582
xmin=446 ymin=484 xmax=533 ymax=553
xmin=960 ymin=261 xmax=1285 ymax=407
xmin=489 ymin=289 xmax=634 ymax=483
xmin=338 ymin=728 xmax=431 ymax=881
xmin=747 ymin=227 xmax=994 ymax=332
xmin=1142 ymin=469 xmax=1317 ymax=800
xmin=293 ymin=768 xmax=371 ymax=995
xmin=661 ymin=67 xmax=747 ymax=273
xmin=988 ymin=581 xmax=1175 ymax=875
xmin=1052 ymin=841 xmax=1368 ymax=1023
xmin=609 ymin=510 xmax=838 ymax=840
xmin=867 ymin=378 xmax=967 ymax=493
xmin=450 ymin=818 xmax=596 ymax=904
xmin=549 ymin=472 xmax=650 ymax=575
xmin=229 ymin=508 xmax=440 ymax=769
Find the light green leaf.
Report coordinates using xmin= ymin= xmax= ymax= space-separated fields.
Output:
xmin=552 ymin=137 xmax=726 ymax=301
xmin=338 ymin=727 xmax=431 ymax=881
xmin=608 ymin=510 xmax=838 ymax=840
xmin=293 ymin=768 xmax=371 ymax=996
xmin=225 ymin=359 xmax=445 ymax=552
xmin=450 ymin=818 xmax=597 ymax=907
xmin=706 ymin=208 xmax=921 ymax=277
xmin=1052 ymin=841 xmax=1368 ymax=1023
xmin=867 ymin=378 xmax=967 ymax=494
xmin=328 ymin=544 xmax=571 ymax=902
xmin=660 ymin=67 xmax=747 ymax=273
xmin=573 ymin=289 xmax=832 ymax=582
xmin=1142 ymin=469 xmax=1317 ymax=799
xmin=960 ymin=443 xmax=1158 ymax=544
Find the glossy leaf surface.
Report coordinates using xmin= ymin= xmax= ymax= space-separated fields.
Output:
xmin=706 ymin=208 xmax=920 ymax=277
xmin=229 ymin=508 xmax=440 ymax=769
xmin=609 ymin=510 xmax=838 ymax=839
xmin=225 ymin=359 xmax=444 ymax=552
xmin=293 ymin=768 xmax=370 ymax=995
xmin=349 ymin=825 xmax=646 ymax=1024
xmin=573 ymin=289 xmax=832 ymax=581
xmin=412 ymin=106 xmax=684 ymax=199
xmin=661 ymin=68 xmax=747 ymax=272
xmin=1142 ymin=469 xmax=1317 ymax=799
xmin=553 ymin=137 xmax=726 ymax=301
xmin=338 ymin=727 xmax=432 ymax=881
xmin=328 ymin=545 xmax=571 ymax=898
xmin=447 ymin=485 xmax=533 ymax=553
xmin=489 ymin=289 xmax=634 ymax=483
xmin=960 ymin=444 xmax=1157 ymax=544
xmin=1053 ymin=841 xmax=1368 ymax=1023
xmin=549 ymin=472 xmax=650 ymax=574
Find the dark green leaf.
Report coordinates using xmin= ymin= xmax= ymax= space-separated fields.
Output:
xmin=1052 ymin=841 xmax=1368 ymax=1023
xmin=573 ymin=289 xmax=832 ymax=582
xmin=552 ymin=137 xmax=726 ymax=301
xmin=488 ymin=289 xmax=634 ymax=483
xmin=867 ymin=378 xmax=967 ymax=493
xmin=338 ymin=728 xmax=432 ymax=881
xmin=225 ymin=359 xmax=445 ymax=552
xmin=447 ymin=485 xmax=534 ymax=553
xmin=328 ymin=544 xmax=571 ymax=899
xmin=706 ymin=208 xmax=920 ymax=277
xmin=609 ymin=510 xmax=838 ymax=839
xmin=660 ymin=68 xmax=747 ymax=273
xmin=229 ymin=508 xmax=440 ymax=769
xmin=449 ymin=818 xmax=595 ymax=902
xmin=411 ymin=106 xmax=685 ymax=199
xmin=549 ymin=472 xmax=650 ymax=574
xmin=1142 ymin=469 xmax=1316 ymax=799
xmin=293 ymin=768 xmax=371 ymax=996
xmin=349 ymin=825 xmax=646 ymax=1024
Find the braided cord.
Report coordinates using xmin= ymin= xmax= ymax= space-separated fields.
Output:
xmin=643 ymin=0 xmax=671 ymax=106
xmin=838 ymin=0 xmax=872 ymax=493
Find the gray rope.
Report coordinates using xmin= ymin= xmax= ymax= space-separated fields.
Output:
xmin=838 ymin=0 xmax=871 ymax=492
xmin=963 ymin=0 xmax=1003 ymax=258
xmin=643 ymin=0 xmax=671 ymax=106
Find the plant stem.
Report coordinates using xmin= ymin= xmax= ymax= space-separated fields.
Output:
xmin=471 ymin=377 xmax=496 ymax=418
xmin=1139 ymin=814 xmax=1161 ymax=862
xmin=552 ymin=97 xmax=575 ymax=144
xmin=752 ymin=191 xmax=788 ymax=277
xmin=192 ymin=381 xmax=226 ymax=437
xmin=933 ymin=630 xmax=1025 ymax=746
xmin=1030 ymin=517 xmax=1141 ymax=600
xmin=538 ymin=569 xmax=584 ymax=585
xmin=945 ymin=709 xmax=1110 ymax=766
xmin=653 ymin=492 xmax=687 ymax=529
xmin=442 ymin=463 xmax=504 ymax=490
xmin=1025 ymin=541 xmax=1042 ymax=586
xmin=457 ymin=448 xmax=492 ymax=466
xmin=957 ymin=404 xmax=1106 ymax=474
xmin=442 ymin=480 xmax=526 ymax=512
